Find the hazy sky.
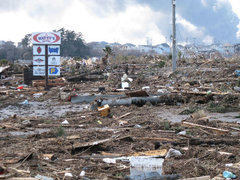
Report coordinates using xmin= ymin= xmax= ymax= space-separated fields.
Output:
xmin=0 ymin=0 xmax=240 ymax=45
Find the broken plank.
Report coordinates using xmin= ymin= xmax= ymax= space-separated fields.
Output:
xmin=137 ymin=137 xmax=178 ymax=142
xmin=182 ymin=121 xmax=229 ymax=134
xmin=180 ymin=176 xmax=211 ymax=180
xmin=8 ymin=178 xmax=40 ymax=180
xmin=114 ymin=112 xmax=131 ymax=120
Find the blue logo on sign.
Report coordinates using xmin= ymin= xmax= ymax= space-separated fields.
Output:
xmin=49 ymin=68 xmax=59 ymax=74
xmin=49 ymin=47 xmax=59 ymax=54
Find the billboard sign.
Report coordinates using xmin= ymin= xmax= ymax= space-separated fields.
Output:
xmin=33 ymin=45 xmax=45 ymax=55
xmin=32 ymin=32 xmax=61 ymax=44
xmin=48 ymin=66 xmax=60 ymax=76
xmin=33 ymin=56 xmax=45 ymax=65
xmin=48 ymin=45 xmax=60 ymax=55
xmin=48 ymin=56 xmax=60 ymax=65
xmin=33 ymin=66 xmax=45 ymax=76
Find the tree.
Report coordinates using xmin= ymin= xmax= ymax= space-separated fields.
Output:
xmin=18 ymin=34 xmax=32 ymax=60
xmin=102 ymin=46 xmax=112 ymax=65
xmin=55 ymin=28 xmax=89 ymax=58
xmin=0 ymin=41 xmax=18 ymax=62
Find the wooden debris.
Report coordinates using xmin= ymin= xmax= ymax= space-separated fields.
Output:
xmin=130 ymin=149 xmax=167 ymax=157
xmin=180 ymin=176 xmax=211 ymax=180
xmin=182 ymin=121 xmax=229 ymax=134
xmin=125 ymin=90 xmax=149 ymax=97
xmin=114 ymin=112 xmax=131 ymax=120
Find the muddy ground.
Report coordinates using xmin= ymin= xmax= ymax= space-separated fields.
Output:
xmin=1 ymin=56 xmax=240 ymax=179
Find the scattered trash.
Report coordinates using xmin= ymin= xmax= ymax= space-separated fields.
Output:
xmin=165 ymin=148 xmax=182 ymax=159
xmin=65 ymin=172 xmax=73 ymax=177
xmin=98 ymin=87 xmax=105 ymax=92
xmin=177 ymin=131 xmax=186 ymax=135
xmin=129 ymin=157 xmax=164 ymax=178
xmin=20 ymin=100 xmax=29 ymax=105
xmin=97 ymin=120 xmax=102 ymax=124
xmin=157 ymin=89 xmax=168 ymax=93
xmin=235 ymin=70 xmax=240 ymax=77
xmin=142 ymin=86 xmax=150 ymax=90
xmin=223 ymin=171 xmax=236 ymax=179
xmin=134 ymin=124 xmax=142 ymax=128
xmin=97 ymin=104 xmax=110 ymax=117
xmin=62 ymin=120 xmax=69 ymax=125
xmin=225 ymin=163 xmax=233 ymax=167
xmin=17 ymin=86 xmax=24 ymax=90
xmin=33 ymin=92 xmax=43 ymax=98
xmin=103 ymin=158 xmax=116 ymax=164
xmin=125 ymin=172 xmax=181 ymax=180
xmin=35 ymin=174 xmax=54 ymax=180
xmin=80 ymin=170 xmax=85 ymax=177
xmin=122 ymin=82 xmax=130 ymax=89
xmin=22 ymin=120 xmax=31 ymax=125
xmin=233 ymin=86 xmax=240 ymax=92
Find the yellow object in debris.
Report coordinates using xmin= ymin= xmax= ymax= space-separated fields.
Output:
xmin=131 ymin=149 xmax=168 ymax=157
xmin=98 ymin=104 xmax=110 ymax=117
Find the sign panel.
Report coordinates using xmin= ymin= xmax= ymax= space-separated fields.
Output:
xmin=32 ymin=32 xmax=61 ymax=44
xmin=33 ymin=66 xmax=45 ymax=76
xmin=48 ymin=45 xmax=60 ymax=55
xmin=48 ymin=66 xmax=60 ymax=76
xmin=33 ymin=56 xmax=45 ymax=65
xmin=48 ymin=56 xmax=60 ymax=65
xmin=33 ymin=45 xmax=45 ymax=55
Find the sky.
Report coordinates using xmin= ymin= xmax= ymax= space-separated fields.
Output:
xmin=1 ymin=0 xmax=240 ymax=45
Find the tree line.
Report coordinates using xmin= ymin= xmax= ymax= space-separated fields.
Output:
xmin=0 ymin=28 xmax=90 ymax=62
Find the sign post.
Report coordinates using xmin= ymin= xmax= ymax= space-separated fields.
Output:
xmin=45 ymin=45 xmax=49 ymax=90
xmin=32 ymin=32 xmax=61 ymax=90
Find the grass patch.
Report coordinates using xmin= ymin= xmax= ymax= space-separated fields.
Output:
xmin=179 ymin=107 xmax=199 ymax=115
xmin=207 ymin=102 xmax=237 ymax=113
xmin=54 ymin=126 xmax=65 ymax=137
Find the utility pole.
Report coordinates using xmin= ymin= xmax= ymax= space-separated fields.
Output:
xmin=172 ymin=0 xmax=177 ymax=72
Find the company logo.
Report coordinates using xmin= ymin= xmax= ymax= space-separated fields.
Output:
xmin=49 ymin=47 xmax=59 ymax=54
xmin=37 ymin=47 xmax=42 ymax=54
xmin=33 ymin=33 xmax=60 ymax=44
xmin=34 ymin=58 xmax=44 ymax=63
xmin=49 ymin=67 xmax=59 ymax=74
xmin=51 ymin=57 xmax=56 ymax=63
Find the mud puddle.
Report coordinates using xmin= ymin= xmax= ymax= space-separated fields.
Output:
xmin=0 ymin=101 xmax=90 ymax=120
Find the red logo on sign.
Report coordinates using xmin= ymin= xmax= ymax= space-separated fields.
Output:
xmin=33 ymin=33 xmax=60 ymax=43
xmin=37 ymin=47 xmax=42 ymax=54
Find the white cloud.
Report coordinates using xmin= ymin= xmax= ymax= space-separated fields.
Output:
xmin=203 ymin=35 xmax=214 ymax=45
xmin=213 ymin=0 xmax=229 ymax=11
xmin=176 ymin=15 xmax=213 ymax=45
xmin=201 ymin=0 xmax=207 ymax=7
xmin=0 ymin=0 xmax=169 ymax=45
xmin=229 ymin=0 xmax=240 ymax=39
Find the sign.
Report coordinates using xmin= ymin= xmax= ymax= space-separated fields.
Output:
xmin=32 ymin=32 xmax=61 ymax=44
xmin=33 ymin=56 xmax=45 ymax=65
xmin=48 ymin=56 xmax=60 ymax=65
xmin=48 ymin=66 xmax=60 ymax=76
xmin=48 ymin=45 xmax=60 ymax=55
xmin=33 ymin=66 xmax=45 ymax=76
xmin=33 ymin=45 xmax=45 ymax=55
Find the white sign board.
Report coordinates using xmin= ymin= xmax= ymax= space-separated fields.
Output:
xmin=33 ymin=45 xmax=45 ymax=55
xmin=48 ymin=56 xmax=60 ymax=65
xmin=32 ymin=32 xmax=61 ymax=44
xmin=33 ymin=66 xmax=45 ymax=76
xmin=48 ymin=66 xmax=60 ymax=76
xmin=33 ymin=56 xmax=45 ymax=65
xmin=48 ymin=45 xmax=60 ymax=55
xmin=130 ymin=157 xmax=164 ymax=176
